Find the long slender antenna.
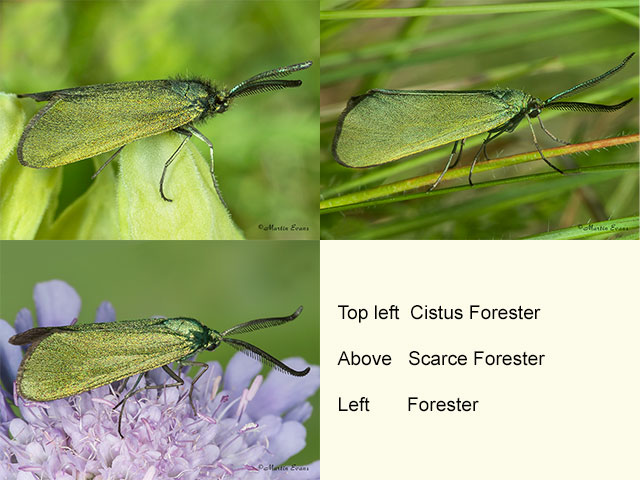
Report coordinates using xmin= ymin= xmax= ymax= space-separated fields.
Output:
xmin=229 ymin=61 xmax=312 ymax=98
xmin=223 ymin=337 xmax=310 ymax=376
xmin=222 ymin=306 xmax=303 ymax=336
xmin=542 ymin=53 xmax=634 ymax=105
xmin=541 ymin=98 xmax=632 ymax=113
xmin=218 ymin=306 xmax=309 ymax=376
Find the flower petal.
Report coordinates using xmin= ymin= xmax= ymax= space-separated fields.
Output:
xmin=0 ymin=391 xmax=16 ymax=431
xmin=247 ymin=360 xmax=318 ymax=419
xmin=223 ymin=352 xmax=263 ymax=394
xmin=284 ymin=402 xmax=313 ymax=423
xmin=95 ymin=301 xmax=116 ymax=323
xmin=266 ymin=420 xmax=306 ymax=465
xmin=0 ymin=319 xmax=22 ymax=394
xmin=33 ymin=280 xmax=81 ymax=327
xmin=14 ymin=308 xmax=33 ymax=335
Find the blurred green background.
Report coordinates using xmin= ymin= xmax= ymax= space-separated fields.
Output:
xmin=0 ymin=0 xmax=319 ymax=239
xmin=320 ymin=0 xmax=639 ymax=239
xmin=0 ymin=240 xmax=319 ymax=465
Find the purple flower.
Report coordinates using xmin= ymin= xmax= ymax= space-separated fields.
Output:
xmin=0 ymin=280 xmax=319 ymax=479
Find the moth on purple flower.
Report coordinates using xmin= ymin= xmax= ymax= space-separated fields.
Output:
xmin=9 ymin=305 xmax=309 ymax=436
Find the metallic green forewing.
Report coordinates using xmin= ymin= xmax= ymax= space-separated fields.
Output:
xmin=332 ymin=88 xmax=531 ymax=168
xmin=12 ymin=317 xmax=212 ymax=401
xmin=17 ymin=81 xmax=206 ymax=168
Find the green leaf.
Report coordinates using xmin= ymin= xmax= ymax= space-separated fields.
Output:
xmin=116 ymin=132 xmax=244 ymax=240
xmin=37 ymin=165 xmax=120 ymax=239
xmin=0 ymin=93 xmax=62 ymax=240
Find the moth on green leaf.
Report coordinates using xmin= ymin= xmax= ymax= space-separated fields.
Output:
xmin=17 ymin=61 xmax=312 ymax=207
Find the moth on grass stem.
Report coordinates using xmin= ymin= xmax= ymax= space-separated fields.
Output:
xmin=332 ymin=54 xmax=634 ymax=190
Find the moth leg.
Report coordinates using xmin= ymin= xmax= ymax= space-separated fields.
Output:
xmin=469 ymin=134 xmax=491 ymax=186
xmin=115 ymin=374 xmax=137 ymax=394
xmin=482 ymin=141 xmax=491 ymax=162
xmin=114 ymin=373 xmax=144 ymax=409
xmin=114 ymin=366 xmax=184 ymax=437
xmin=428 ymin=140 xmax=461 ymax=192
xmin=449 ymin=138 xmax=466 ymax=169
xmin=537 ymin=116 xmax=570 ymax=145
xmin=160 ymin=130 xmax=192 ymax=202
xmin=114 ymin=373 xmax=144 ymax=437
xmin=180 ymin=360 xmax=210 ymax=414
xmin=468 ymin=130 xmax=505 ymax=186
xmin=91 ymin=145 xmax=125 ymax=179
xmin=180 ymin=124 xmax=228 ymax=210
xmin=526 ymin=116 xmax=564 ymax=174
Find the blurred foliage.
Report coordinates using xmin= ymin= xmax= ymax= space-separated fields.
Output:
xmin=0 ymin=0 xmax=319 ymax=239
xmin=320 ymin=0 xmax=639 ymax=239
xmin=0 ymin=240 xmax=320 ymax=465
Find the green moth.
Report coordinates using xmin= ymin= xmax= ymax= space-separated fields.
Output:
xmin=17 ymin=61 xmax=312 ymax=206
xmin=332 ymin=54 xmax=634 ymax=190
xmin=9 ymin=306 xmax=309 ymax=436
